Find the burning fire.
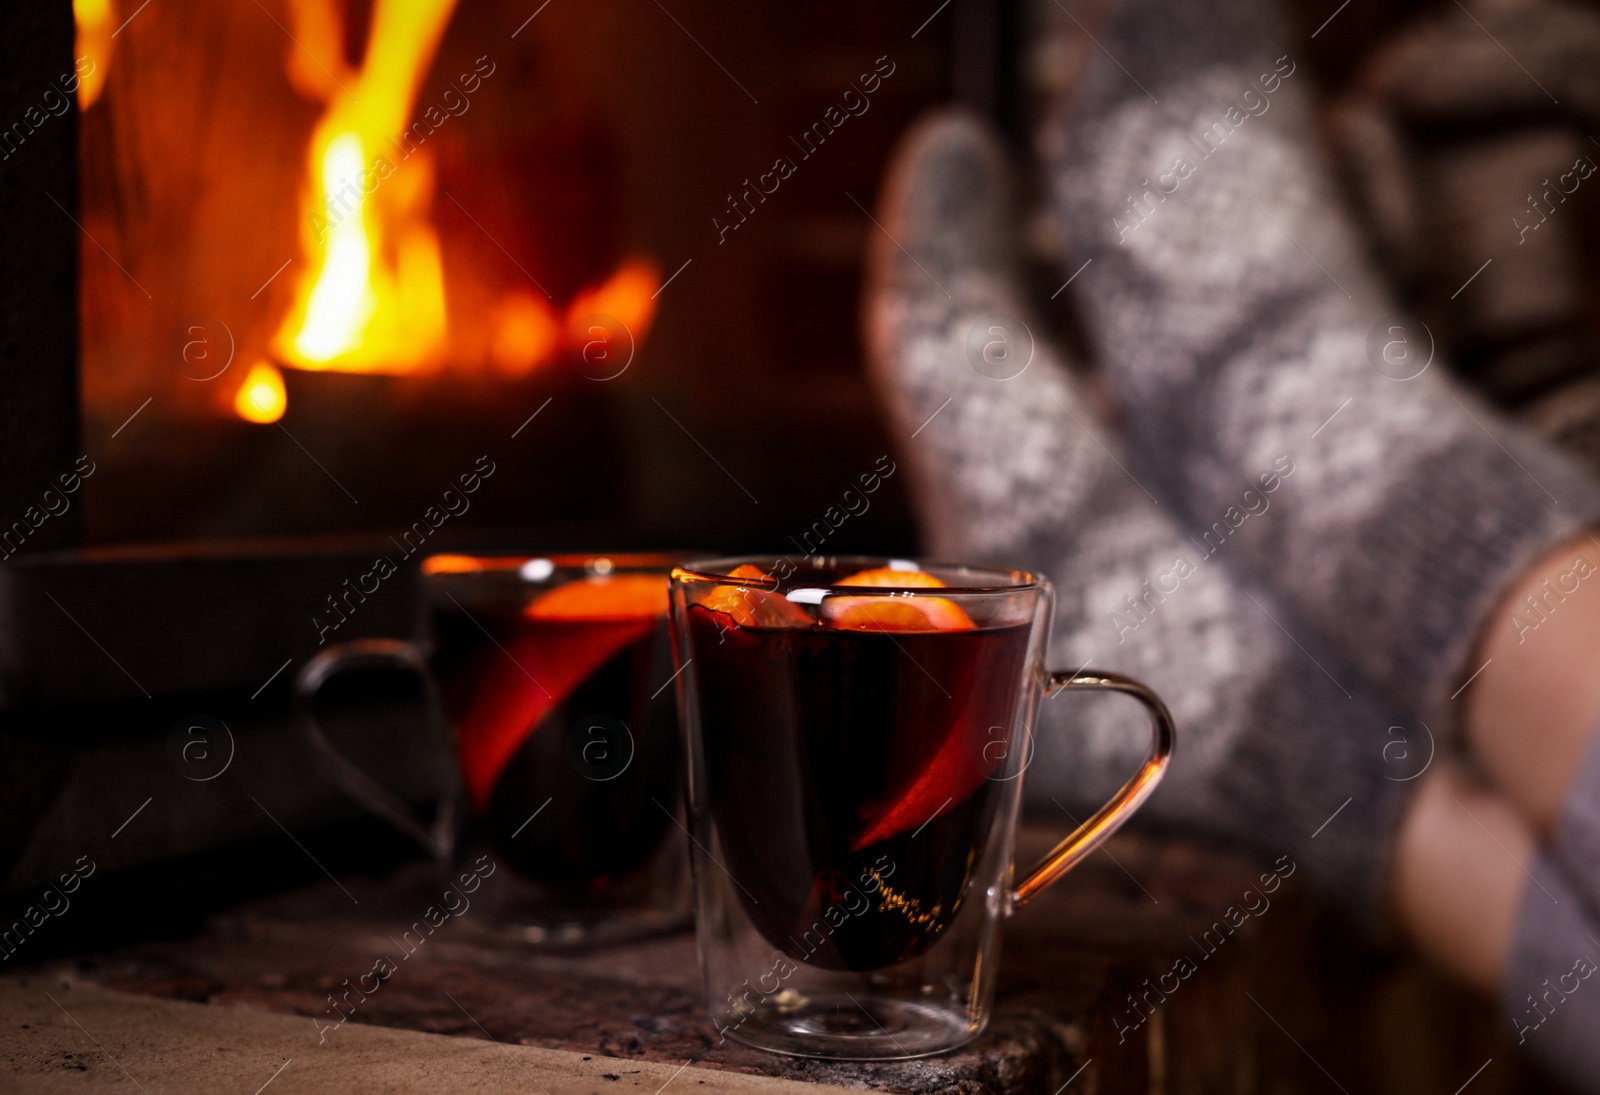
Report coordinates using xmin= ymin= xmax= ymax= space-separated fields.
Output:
xmin=235 ymin=0 xmax=661 ymax=421
xmin=73 ymin=0 xmax=113 ymax=110
xmin=565 ymin=259 xmax=659 ymax=351
xmin=272 ymin=0 xmax=457 ymax=376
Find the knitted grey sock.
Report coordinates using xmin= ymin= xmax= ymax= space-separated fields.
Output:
xmin=1502 ymin=856 xmax=1600 ymax=1092
xmin=863 ymin=109 xmax=1415 ymax=921
xmin=1046 ymin=0 xmax=1600 ymax=735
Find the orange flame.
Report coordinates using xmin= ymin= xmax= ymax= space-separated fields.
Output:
xmin=564 ymin=258 xmax=659 ymax=349
xmin=244 ymin=0 xmax=664 ymax=422
xmin=272 ymin=0 xmax=457 ymax=376
xmin=73 ymin=0 xmax=113 ymax=109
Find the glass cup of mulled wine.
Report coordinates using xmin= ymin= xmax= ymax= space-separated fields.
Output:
xmin=294 ymin=553 xmax=689 ymax=945
xmin=668 ymin=556 xmax=1176 ymax=1060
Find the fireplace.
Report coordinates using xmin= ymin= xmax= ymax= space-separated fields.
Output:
xmin=62 ymin=0 xmax=960 ymax=549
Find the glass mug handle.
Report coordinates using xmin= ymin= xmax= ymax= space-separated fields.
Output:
xmin=292 ymin=639 xmax=458 ymax=862
xmin=1011 ymin=669 xmax=1176 ymax=907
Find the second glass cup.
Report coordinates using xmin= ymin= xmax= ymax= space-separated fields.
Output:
xmin=295 ymin=552 xmax=689 ymax=944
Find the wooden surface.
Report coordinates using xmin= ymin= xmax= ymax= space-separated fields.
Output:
xmin=0 ymin=826 xmax=1548 ymax=1093
xmin=0 ymin=978 xmax=853 ymax=1095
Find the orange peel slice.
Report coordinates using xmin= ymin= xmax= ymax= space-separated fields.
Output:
xmin=834 ymin=567 xmax=949 ymax=589
xmin=455 ymin=617 xmax=654 ymax=810
xmin=525 ymin=573 xmax=668 ymax=619
xmin=698 ymin=564 xmax=811 ymax=628
xmin=422 ymin=554 xmax=526 ymax=575
xmin=827 ymin=567 xmax=975 ymax=632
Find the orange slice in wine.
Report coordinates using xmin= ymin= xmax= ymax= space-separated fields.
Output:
xmin=525 ymin=573 xmax=668 ymax=619
xmin=827 ymin=567 xmax=974 ymax=632
xmin=835 ymin=567 xmax=949 ymax=589
xmin=451 ymin=574 xmax=667 ymax=810
xmin=454 ymin=617 xmax=655 ymax=811
xmin=851 ymin=715 xmax=1000 ymax=850
xmin=698 ymin=564 xmax=811 ymax=628
xmin=422 ymin=554 xmax=527 ymax=575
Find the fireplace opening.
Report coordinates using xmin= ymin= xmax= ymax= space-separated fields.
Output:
xmin=73 ymin=0 xmax=942 ymax=552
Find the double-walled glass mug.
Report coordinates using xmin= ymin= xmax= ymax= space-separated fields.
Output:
xmin=295 ymin=553 xmax=690 ymax=944
xmin=668 ymin=556 xmax=1175 ymax=1059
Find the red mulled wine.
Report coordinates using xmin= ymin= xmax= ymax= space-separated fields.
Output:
xmin=686 ymin=604 xmax=1031 ymax=970
xmin=431 ymin=601 xmax=679 ymax=890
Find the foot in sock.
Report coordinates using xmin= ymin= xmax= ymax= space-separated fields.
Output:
xmin=1551 ymin=725 xmax=1600 ymax=916
xmin=1044 ymin=0 xmax=1600 ymax=736
xmin=1503 ymin=854 xmax=1600 ymax=1093
xmin=1396 ymin=759 xmax=1600 ymax=1091
xmin=863 ymin=108 xmax=1416 ymax=921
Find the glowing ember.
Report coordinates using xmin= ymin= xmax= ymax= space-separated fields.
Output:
xmin=491 ymin=291 xmax=561 ymax=376
xmin=234 ymin=361 xmax=288 ymax=424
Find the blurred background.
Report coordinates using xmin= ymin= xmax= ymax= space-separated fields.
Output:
xmin=6 ymin=0 xmax=1600 ymax=1088
xmin=63 ymin=0 xmax=1600 ymax=553
xmin=17 ymin=0 xmax=1600 ymax=997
